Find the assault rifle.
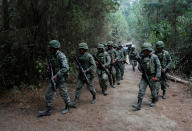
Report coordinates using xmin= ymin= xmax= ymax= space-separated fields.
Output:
xmin=75 ymin=57 xmax=90 ymax=84
xmin=136 ymin=58 xmax=152 ymax=90
xmin=93 ymin=54 xmax=113 ymax=86
xmin=47 ymin=57 xmax=57 ymax=95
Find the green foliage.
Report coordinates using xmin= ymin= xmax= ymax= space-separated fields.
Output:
xmin=0 ymin=0 xmax=129 ymax=90
xmin=122 ymin=0 xmax=192 ymax=77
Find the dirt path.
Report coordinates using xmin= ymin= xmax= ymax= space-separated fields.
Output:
xmin=0 ymin=65 xmax=192 ymax=131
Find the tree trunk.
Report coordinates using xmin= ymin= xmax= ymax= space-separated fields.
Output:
xmin=2 ymin=0 xmax=9 ymax=30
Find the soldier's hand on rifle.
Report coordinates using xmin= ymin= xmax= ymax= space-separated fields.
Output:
xmin=96 ymin=61 xmax=99 ymax=65
xmin=83 ymin=69 xmax=88 ymax=73
xmin=162 ymin=69 xmax=166 ymax=73
xmin=138 ymin=66 xmax=142 ymax=72
xmin=102 ymin=65 xmax=105 ymax=69
xmin=53 ymin=75 xmax=57 ymax=81
xmin=111 ymin=60 xmax=115 ymax=64
xmin=152 ymin=77 xmax=158 ymax=82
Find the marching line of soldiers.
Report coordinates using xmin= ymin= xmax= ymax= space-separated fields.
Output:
xmin=132 ymin=42 xmax=172 ymax=110
xmin=38 ymin=39 xmax=171 ymax=117
xmin=38 ymin=40 xmax=127 ymax=117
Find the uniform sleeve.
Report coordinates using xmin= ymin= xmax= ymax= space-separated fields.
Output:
xmin=118 ymin=51 xmax=124 ymax=62
xmin=165 ymin=51 xmax=172 ymax=70
xmin=104 ymin=52 xmax=111 ymax=67
xmin=56 ymin=53 xmax=69 ymax=78
xmin=154 ymin=55 xmax=161 ymax=78
xmin=123 ymin=50 xmax=127 ymax=61
xmin=86 ymin=54 xmax=96 ymax=72
xmin=114 ymin=50 xmax=119 ymax=61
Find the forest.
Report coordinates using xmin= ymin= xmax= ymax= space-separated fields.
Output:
xmin=0 ymin=0 xmax=192 ymax=90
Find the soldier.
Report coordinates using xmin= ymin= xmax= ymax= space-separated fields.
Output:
xmin=132 ymin=43 xmax=161 ymax=110
xmin=107 ymin=41 xmax=117 ymax=87
xmin=71 ymin=42 xmax=96 ymax=106
xmin=117 ymin=43 xmax=126 ymax=80
xmin=129 ymin=45 xmax=138 ymax=72
xmin=95 ymin=44 xmax=111 ymax=95
xmin=38 ymin=40 xmax=71 ymax=116
xmin=127 ymin=44 xmax=132 ymax=64
xmin=155 ymin=41 xmax=172 ymax=99
xmin=113 ymin=44 xmax=121 ymax=85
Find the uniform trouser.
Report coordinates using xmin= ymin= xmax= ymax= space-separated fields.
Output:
xmin=138 ymin=77 xmax=158 ymax=100
xmin=121 ymin=63 xmax=125 ymax=78
xmin=115 ymin=65 xmax=121 ymax=82
xmin=157 ymin=76 xmax=167 ymax=95
xmin=109 ymin=65 xmax=116 ymax=85
xmin=131 ymin=60 xmax=137 ymax=70
xmin=75 ymin=77 xmax=96 ymax=99
xmin=131 ymin=60 xmax=137 ymax=67
xmin=98 ymin=72 xmax=108 ymax=92
xmin=45 ymin=82 xmax=71 ymax=107
xmin=119 ymin=62 xmax=124 ymax=79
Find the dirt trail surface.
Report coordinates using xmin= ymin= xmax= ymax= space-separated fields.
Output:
xmin=1 ymin=65 xmax=192 ymax=131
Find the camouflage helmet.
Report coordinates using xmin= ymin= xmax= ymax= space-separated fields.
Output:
xmin=107 ymin=41 xmax=113 ymax=46
xmin=156 ymin=41 xmax=164 ymax=48
xmin=97 ymin=44 xmax=105 ymax=49
xmin=141 ymin=43 xmax=153 ymax=52
xmin=78 ymin=42 xmax=88 ymax=50
xmin=113 ymin=44 xmax=118 ymax=48
xmin=48 ymin=40 xmax=61 ymax=49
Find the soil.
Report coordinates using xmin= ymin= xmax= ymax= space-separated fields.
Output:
xmin=0 ymin=65 xmax=192 ymax=131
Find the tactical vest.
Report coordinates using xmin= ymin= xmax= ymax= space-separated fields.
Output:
xmin=108 ymin=49 xmax=116 ymax=61
xmin=141 ymin=54 xmax=157 ymax=75
xmin=155 ymin=50 xmax=168 ymax=68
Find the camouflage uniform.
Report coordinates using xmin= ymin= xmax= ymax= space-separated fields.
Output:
xmin=95 ymin=44 xmax=111 ymax=95
xmin=117 ymin=44 xmax=125 ymax=80
xmin=39 ymin=40 xmax=71 ymax=116
xmin=121 ymin=45 xmax=127 ymax=78
xmin=107 ymin=42 xmax=117 ymax=86
xmin=133 ymin=43 xmax=161 ymax=110
xmin=113 ymin=44 xmax=121 ymax=85
xmin=45 ymin=51 xmax=71 ymax=107
xmin=129 ymin=45 xmax=138 ymax=71
xmin=155 ymin=41 xmax=172 ymax=99
xmin=74 ymin=43 xmax=96 ymax=104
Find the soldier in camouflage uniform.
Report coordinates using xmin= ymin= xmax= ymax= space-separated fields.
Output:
xmin=155 ymin=41 xmax=172 ymax=99
xmin=113 ymin=44 xmax=122 ymax=85
xmin=95 ymin=44 xmax=111 ymax=95
xmin=117 ymin=43 xmax=126 ymax=80
xmin=132 ymin=43 xmax=161 ymax=110
xmin=107 ymin=41 xmax=118 ymax=87
xmin=71 ymin=42 xmax=96 ymax=106
xmin=129 ymin=45 xmax=138 ymax=72
xmin=38 ymin=40 xmax=71 ymax=116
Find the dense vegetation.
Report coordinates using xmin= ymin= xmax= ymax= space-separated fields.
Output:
xmin=0 ymin=0 xmax=191 ymax=90
xmin=121 ymin=0 xmax=192 ymax=77
xmin=0 ymin=0 xmax=129 ymax=89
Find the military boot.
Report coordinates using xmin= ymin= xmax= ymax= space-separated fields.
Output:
xmin=132 ymin=98 xmax=142 ymax=110
xmin=69 ymin=97 xmax=78 ymax=108
xmin=117 ymin=81 xmax=120 ymax=85
xmin=150 ymin=98 xmax=156 ymax=107
xmin=162 ymin=90 xmax=166 ymax=99
xmin=133 ymin=66 xmax=135 ymax=72
xmin=91 ymin=94 xmax=96 ymax=104
xmin=103 ymin=90 xmax=108 ymax=96
xmin=110 ymin=84 xmax=115 ymax=88
xmin=38 ymin=106 xmax=51 ymax=117
xmin=61 ymin=104 xmax=70 ymax=114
